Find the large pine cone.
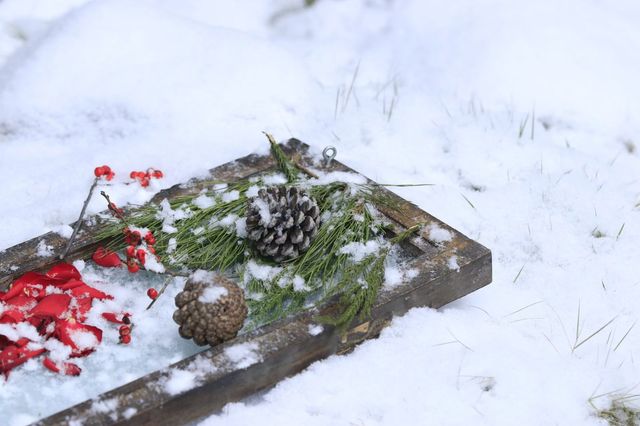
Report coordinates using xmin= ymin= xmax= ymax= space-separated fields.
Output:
xmin=173 ymin=272 xmax=248 ymax=346
xmin=246 ymin=186 xmax=320 ymax=262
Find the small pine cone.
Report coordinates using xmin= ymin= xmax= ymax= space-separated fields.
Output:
xmin=173 ymin=272 xmax=248 ymax=346
xmin=245 ymin=186 xmax=320 ymax=262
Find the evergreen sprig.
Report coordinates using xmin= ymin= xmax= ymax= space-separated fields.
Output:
xmin=95 ymin=138 xmax=423 ymax=332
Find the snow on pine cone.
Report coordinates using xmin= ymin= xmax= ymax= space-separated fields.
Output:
xmin=246 ymin=186 xmax=320 ymax=262
xmin=173 ymin=272 xmax=248 ymax=346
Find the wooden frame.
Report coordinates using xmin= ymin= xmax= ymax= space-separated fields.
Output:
xmin=0 ymin=139 xmax=492 ymax=425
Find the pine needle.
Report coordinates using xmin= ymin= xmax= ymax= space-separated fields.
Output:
xmin=264 ymin=132 xmax=299 ymax=183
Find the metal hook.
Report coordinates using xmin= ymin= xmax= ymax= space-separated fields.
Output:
xmin=322 ymin=146 xmax=337 ymax=166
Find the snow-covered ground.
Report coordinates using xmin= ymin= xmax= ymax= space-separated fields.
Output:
xmin=1 ymin=0 xmax=639 ymax=425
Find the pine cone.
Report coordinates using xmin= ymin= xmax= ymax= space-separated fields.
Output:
xmin=172 ymin=272 xmax=247 ymax=346
xmin=246 ymin=186 xmax=320 ymax=262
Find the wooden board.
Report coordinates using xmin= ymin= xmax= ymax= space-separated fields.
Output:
xmin=0 ymin=139 xmax=492 ymax=425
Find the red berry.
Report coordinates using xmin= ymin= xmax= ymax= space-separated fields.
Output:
xmin=144 ymin=232 xmax=156 ymax=245
xmin=119 ymin=325 xmax=131 ymax=336
xmin=122 ymin=314 xmax=131 ymax=325
xmin=140 ymin=177 xmax=150 ymax=187
xmin=136 ymin=171 xmax=146 ymax=179
xmin=127 ymin=260 xmax=140 ymax=273
xmin=102 ymin=165 xmax=111 ymax=173
xmin=125 ymin=245 xmax=136 ymax=258
xmin=120 ymin=334 xmax=131 ymax=344
xmin=136 ymin=249 xmax=146 ymax=264
xmin=147 ymin=288 xmax=158 ymax=300
xmin=94 ymin=166 xmax=105 ymax=177
xmin=129 ymin=171 xmax=137 ymax=179
xmin=105 ymin=171 xmax=115 ymax=181
xmin=148 ymin=246 xmax=156 ymax=255
xmin=152 ymin=170 xmax=164 ymax=179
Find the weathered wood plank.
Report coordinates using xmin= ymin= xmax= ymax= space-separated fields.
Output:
xmin=0 ymin=139 xmax=492 ymax=425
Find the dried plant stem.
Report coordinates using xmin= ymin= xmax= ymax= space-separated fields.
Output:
xmin=60 ymin=177 xmax=99 ymax=260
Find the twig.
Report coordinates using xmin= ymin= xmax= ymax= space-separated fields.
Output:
xmin=60 ymin=177 xmax=99 ymax=260
xmin=146 ymin=276 xmax=173 ymax=310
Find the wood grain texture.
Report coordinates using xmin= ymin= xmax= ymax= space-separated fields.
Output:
xmin=0 ymin=139 xmax=492 ymax=426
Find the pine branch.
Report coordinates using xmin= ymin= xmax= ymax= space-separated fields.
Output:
xmin=264 ymin=132 xmax=299 ymax=183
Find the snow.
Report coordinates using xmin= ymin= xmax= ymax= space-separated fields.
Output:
xmin=193 ymin=194 xmax=215 ymax=209
xmin=1 ymin=265 xmax=202 ymax=425
xmin=224 ymin=342 xmax=261 ymax=369
xmin=35 ymin=240 xmax=53 ymax=257
xmin=199 ymin=286 xmax=228 ymax=304
xmin=426 ymin=223 xmax=453 ymax=244
xmin=190 ymin=269 xmax=217 ymax=284
xmin=0 ymin=0 xmax=639 ymax=425
xmin=307 ymin=324 xmax=324 ymax=336
xmin=339 ymin=240 xmax=382 ymax=262
xmin=252 ymin=198 xmax=272 ymax=226
xmin=160 ymin=354 xmax=218 ymax=396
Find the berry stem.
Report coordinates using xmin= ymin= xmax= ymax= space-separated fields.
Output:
xmin=60 ymin=177 xmax=99 ymax=260
xmin=145 ymin=276 xmax=172 ymax=310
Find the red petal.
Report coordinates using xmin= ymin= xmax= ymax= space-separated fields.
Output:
xmin=101 ymin=312 xmax=124 ymax=324
xmin=0 ymin=346 xmax=45 ymax=375
xmin=46 ymin=263 xmax=81 ymax=281
xmin=57 ymin=279 xmax=85 ymax=290
xmin=55 ymin=320 xmax=103 ymax=357
xmin=30 ymin=294 xmax=71 ymax=318
xmin=69 ymin=284 xmax=112 ymax=300
xmin=43 ymin=357 xmax=82 ymax=376
xmin=42 ymin=357 xmax=59 ymax=373
xmin=92 ymin=247 xmax=122 ymax=268
xmin=4 ymin=295 xmax=37 ymax=313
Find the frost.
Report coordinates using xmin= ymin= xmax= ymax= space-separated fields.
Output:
xmin=225 ymin=342 xmax=261 ymax=369
xmin=427 ymin=223 xmax=453 ymax=243
xmin=199 ymin=286 xmax=228 ymax=303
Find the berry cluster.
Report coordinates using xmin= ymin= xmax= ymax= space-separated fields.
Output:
xmin=129 ymin=168 xmax=163 ymax=188
xmin=94 ymin=165 xmax=115 ymax=181
xmin=101 ymin=312 xmax=133 ymax=345
xmin=123 ymin=228 xmax=157 ymax=273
